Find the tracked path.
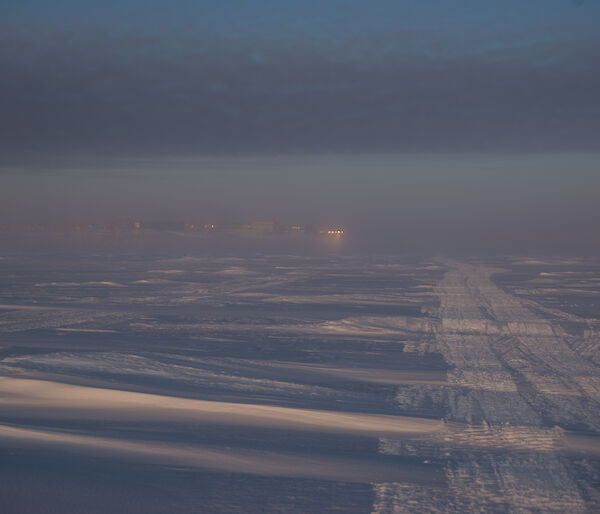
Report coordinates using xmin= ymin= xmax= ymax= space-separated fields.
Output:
xmin=374 ymin=262 xmax=600 ymax=512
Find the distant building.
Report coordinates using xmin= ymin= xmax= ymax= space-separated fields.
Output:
xmin=141 ymin=221 xmax=185 ymax=231
xmin=320 ymin=228 xmax=344 ymax=237
xmin=249 ymin=220 xmax=275 ymax=233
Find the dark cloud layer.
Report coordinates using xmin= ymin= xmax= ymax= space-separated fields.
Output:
xmin=1 ymin=16 xmax=599 ymax=157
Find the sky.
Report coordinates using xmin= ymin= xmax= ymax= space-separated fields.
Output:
xmin=1 ymin=0 xmax=599 ymax=155
xmin=1 ymin=1 xmax=599 ymax=253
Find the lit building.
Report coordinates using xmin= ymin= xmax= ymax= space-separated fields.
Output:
xmin=320 ymin=228 xmax=344 ymax=237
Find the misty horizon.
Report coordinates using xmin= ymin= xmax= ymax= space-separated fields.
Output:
xmin=2 ymin=152 xmax=599 ymax=254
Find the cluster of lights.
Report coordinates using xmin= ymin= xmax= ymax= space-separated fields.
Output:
xmin=327 ymin=229 xmax=344 ymax=235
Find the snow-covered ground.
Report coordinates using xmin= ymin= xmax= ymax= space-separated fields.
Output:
xmin=1 ymin=253 xmax=599 ymax=512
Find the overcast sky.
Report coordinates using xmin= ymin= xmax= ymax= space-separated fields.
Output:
xmin=1 ymin=0 xmax=599 ymax=155
xmin=1 ymin=1 xmax=599 ymax=253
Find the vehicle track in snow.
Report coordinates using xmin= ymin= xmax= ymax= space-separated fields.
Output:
xmin=374 ymin=261 xmax=600 ymax=513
